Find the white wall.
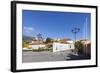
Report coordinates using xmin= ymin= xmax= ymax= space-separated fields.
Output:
xmin=0 ymin=0 xmax=100 ymax=73
xmin=31 ymin=44 xmax=45 ymax=49
xmin=53 ymin=43 xmax=74 ymax=52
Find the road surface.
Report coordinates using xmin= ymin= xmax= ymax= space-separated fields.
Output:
xmin=22 ymin=50 xmax=90 ymax=63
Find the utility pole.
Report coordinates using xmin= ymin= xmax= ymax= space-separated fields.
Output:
xmin=72 ymin=27 xmax=80 ymax=54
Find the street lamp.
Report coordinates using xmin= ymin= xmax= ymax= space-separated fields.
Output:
xmin=72 ymin=27 xmax=80 ymax=54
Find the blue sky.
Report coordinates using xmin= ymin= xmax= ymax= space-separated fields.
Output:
xmin=22 ymin=10 xmax=91 ymax=40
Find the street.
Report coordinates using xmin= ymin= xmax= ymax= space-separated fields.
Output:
xmin=22 ymin=50 xmax=90 ymax=63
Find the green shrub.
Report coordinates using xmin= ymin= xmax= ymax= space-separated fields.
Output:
xmin=75 ymin=41 xmax=84 ymax=54
xmin=32 ymin=47 xmax=53 ymax=52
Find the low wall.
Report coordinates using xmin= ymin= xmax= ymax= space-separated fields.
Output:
xmin=31 ymin=45 xmax=45 ymax=49
xmin=53 ymin=43 xmax=74 ymax=52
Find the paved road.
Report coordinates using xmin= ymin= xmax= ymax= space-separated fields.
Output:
xmin=22 ymin=50 xmax=90 ymax=63
xmin=22 ymin=50 xmax=72 ymax=63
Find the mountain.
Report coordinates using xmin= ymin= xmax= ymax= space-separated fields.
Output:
xmin=23 ymin=35 xmax=35 ymax=42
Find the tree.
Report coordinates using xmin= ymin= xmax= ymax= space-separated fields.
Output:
xmin=75 ymin=41 xmax=84 ymax=54
xmin=23 ymin=41 xmax=29 ymax=48
xmin=45 ymin=37 xmax=53 ymax=44
xmin=37 ymin=33 xmax=43 ymax=41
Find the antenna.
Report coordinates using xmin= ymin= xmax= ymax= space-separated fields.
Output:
xmin=83 ymin=18 xmax=88 ymax=41
xmin=84 ymin=17 xmax=88 ymax=56
xmin=85 ymin=18 xmax=87 ymax=41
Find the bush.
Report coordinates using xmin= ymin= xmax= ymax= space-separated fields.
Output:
xmin=75 ymin=41 xmax=84 ymax=54
xmin=32 ymin=47 xmax=53 ymax=52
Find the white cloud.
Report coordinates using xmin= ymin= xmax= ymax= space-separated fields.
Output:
xmin=23 ymin=26 xmax=35 ymax=36
xmin=24 ymin=26 xmax=34 ymax=31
